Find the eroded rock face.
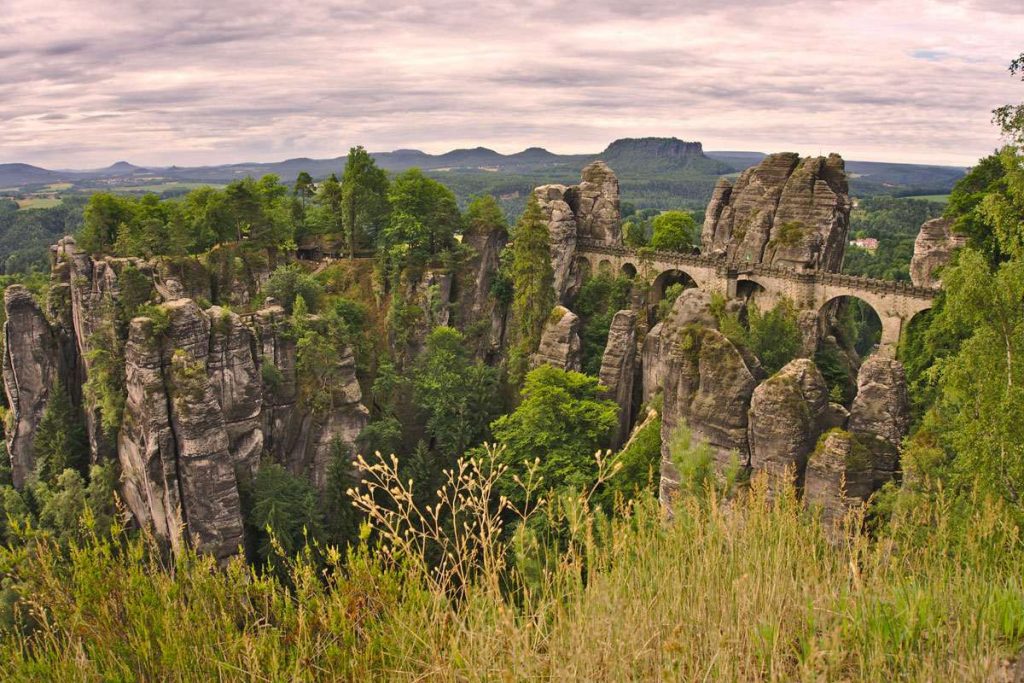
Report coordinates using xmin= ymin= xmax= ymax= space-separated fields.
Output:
xmin=3 ymin=286 xmax=62 ymax=487
xmin=804 ymin=357 xmax=911 ymax=531
xmin=253 ymin=304 xmax=369 ymax=490
xmin=55 ymin=236 xmax=149 ymax=459
xmin=534 ymin=184 xmax=581 ymax=304
xmin=3 ymin=239 xmax=372 ymax=560
xmin=848 ymin=356 xmax=910 ymax=486
xmin=660 ymin=326 xmax=757 ymax=503
xmin=534 ymin=162 xmax=622 ymax=303
xmin=454 ymin=218 xmax=509 ymax=360
xmin=119 ymin=299 xmax=370 ymax=558
xmin=640 ymin=288 xmax=721 ymax=403
xmin=531 ymin=305 xmax=582 ymax=372
xmin=747 ymin=359 xmax=830 ymax=493
xmin=599 ymin=310 xmax=637 ymax=447
xmin=701 ymin=153 xmax=850 ymax=271
xmin=804 ymin=429 xmax=878 ymax=530
xmin=910 ymin=217 xmax=965 ymax=288
xmin=207 ymin=307 xmax=264 ymax=477
xmin=120 ymin=300 xmax=245 ymax=561
xmin=575 ymin=161 xmax=621 ymax=243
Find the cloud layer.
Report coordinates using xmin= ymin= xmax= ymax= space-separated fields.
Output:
xmin=2 ymin=0 xmax=1020 ymax=167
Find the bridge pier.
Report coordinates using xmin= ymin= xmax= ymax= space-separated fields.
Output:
xmin=877 ymin=316 xmax=904 ymax=358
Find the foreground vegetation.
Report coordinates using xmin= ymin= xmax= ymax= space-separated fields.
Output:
xmin=1 ymin=466 xmax=1021 ymax=681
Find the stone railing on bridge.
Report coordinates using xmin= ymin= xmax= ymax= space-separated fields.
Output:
xmin=575 ymin=239 xmax=939 ymax=301
xmin=576 ymin=239 xmax=720 ymax=269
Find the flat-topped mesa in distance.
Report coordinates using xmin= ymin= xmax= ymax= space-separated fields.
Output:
xmin=701 ymin=152 xmax=851 ymax=272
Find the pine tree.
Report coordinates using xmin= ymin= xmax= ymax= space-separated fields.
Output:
xmin=323 ymin=438 xmax=362 ymax=552
xmin=509 ymin=193 xmax=554 ymax=384
xmin=33 ymin=380 xmax=89 ymax=483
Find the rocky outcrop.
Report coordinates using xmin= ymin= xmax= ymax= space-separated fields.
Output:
xmin=804 ymin=357 xmax=910 ymax=530
xmin=2 ymin=241 xmax=371 ymax=560
xmin=391 ymin=267 xmax=453 ymax=359
xmin=253 ymin=304 xmax=369 ymax=490
xmin=207 ymin=307 xmax=263 ymax=477
xmin=119 ymin=300 xmax=245 ymax=560
xmin=531 ymin=305 xmax=582 ymax=372
xmin=660 ymin=326 xmax=757 ymax=503
xmin=747 ymin=359 xmax=829 ymax=493
xmin=453 ymin=215 xmax=509 ymax=360
xmin=534 ymin=162 xmax=622 ymax=303
xmin=575 ymin=161 xmax=621 ymax=243
xmin=641 ymin=288 xmax=728 ymax=403
xmin=804 ymin=429 xmax=879 ymax=530
xmin=701 ymin=153 xmax=850 ymax=271
xmin=534 ymin=184 xmax=582 ymax=304
xmin=848 ymin=356 xmax=910 ymax=486
xmin=910 ymin=217 xmax=965 ymax=288
xmin=2 ymin=286 xmax=62 ymax=487
xmin=55 ymin=236 xmax=149 ymax=459
xmin=598 ymin=310 xmax=637 ymax=447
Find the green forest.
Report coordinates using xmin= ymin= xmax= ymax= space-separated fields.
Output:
xmin=0 ymin=55 xmax=1021 ymax=683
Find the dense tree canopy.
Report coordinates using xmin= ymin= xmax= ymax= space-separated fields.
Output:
xmin=341 ymin=147 xmax=390 ymax=253
xmin=650 ymin=210 xmax=698 ymax=252
xmin=489 ymin=366 xmax=618 ymax=511
xmin=384 ymin=169 xmax=460 ymax=256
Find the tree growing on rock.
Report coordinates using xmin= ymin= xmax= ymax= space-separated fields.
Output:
xmin=341 ymin=147 xmax=390 ymax=255
xmin=509 ymin=194 xmax=555 ymax=383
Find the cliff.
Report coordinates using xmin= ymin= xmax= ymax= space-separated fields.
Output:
xmin=3 ymin=238 xmax=368 ymax=559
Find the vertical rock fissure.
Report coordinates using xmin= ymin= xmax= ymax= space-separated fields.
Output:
xmin=157 ymin=344 xmax=191 ymax=542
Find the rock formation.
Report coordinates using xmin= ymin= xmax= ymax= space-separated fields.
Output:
xmin=803 ymin=357 xmax=910 ymax=529
xmin=641 ymin=289 xmax=718 ymax=403
xmin=535 ymin=162 xmax=622 ymax=302
xmin=119 ymin=300 xmax=246 ymax=560
xmin=534 ymin=184 xmax=581 ymax=304
xmin=453 ymin=214 xmax=509 ymax=360
xmin=3 ymin=286 xmax=62 ymax=487
xmin=575 ymin=161 xmax=621 ymax=243
xmin=747 ymin=359 xmax=829 ymax=493
xmin=701 ymin=153 xmax=850 ymax=271
xmin=803 ymin=429 xmax=879 ymax=529
xmin=531 ymin=305 xmax=582 ymax=372
xmin=659 ymin=326 xmax=757 ymax=503
xmin=598 ymin=310 xmax=637 ymax=447
xmin=3 ymin=240 xmax=370 ymax=560
xmin=910 ymin=217 xmax=965 ymax=288
xmin=848 ymin=356 xmax=910 ymax=487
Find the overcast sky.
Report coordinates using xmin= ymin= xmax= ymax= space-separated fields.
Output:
xmin=1 ymin=0 xmax=1021 ymax=169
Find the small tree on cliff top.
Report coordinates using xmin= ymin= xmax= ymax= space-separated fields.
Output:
xmin=509 ymin=194 xmax=555 ymax=383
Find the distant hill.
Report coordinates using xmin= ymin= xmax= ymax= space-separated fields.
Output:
xmin=0 ymin=163 xmax=61 ymax=188
xmin=600 ymin=138 xmax=730 ymax=176
xmin=1 ymin=138 xmax=968 ymax=210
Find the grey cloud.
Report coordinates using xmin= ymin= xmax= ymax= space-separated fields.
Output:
xmin=0 ymin=0 xmax=1014 ymax=167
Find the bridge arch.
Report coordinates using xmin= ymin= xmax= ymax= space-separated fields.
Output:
xmin=575 ymin=256 xmax=592 ymax=283
xmin=652 ymin=268 xmax=698 ymax=301
xmin=621 ymin=262 xmax=638 ymax=279
xmin=818 ymin=295 xmax=884 ymax=358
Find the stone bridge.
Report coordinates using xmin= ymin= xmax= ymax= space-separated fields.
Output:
xmin=575 ymin=240 xmax=938 ymax=356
